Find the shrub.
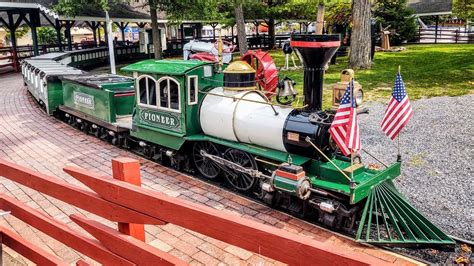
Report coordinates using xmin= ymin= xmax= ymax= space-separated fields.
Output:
xmin=373 ymin=0 xmax=418 ymax=45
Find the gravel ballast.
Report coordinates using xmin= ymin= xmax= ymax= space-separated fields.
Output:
xmin=357 ymin=94 xmax=474 ymax=241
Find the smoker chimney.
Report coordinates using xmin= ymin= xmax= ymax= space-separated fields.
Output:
xmin=291 ymin=34 xmax=340 ymax=111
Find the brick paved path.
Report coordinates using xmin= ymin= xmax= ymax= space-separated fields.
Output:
xmin=0 ymin=73 xmax=417 ymax=265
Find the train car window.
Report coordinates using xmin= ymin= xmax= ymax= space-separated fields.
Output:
xmin=148 ymin=80 xmax=157 ymax=106
xmin=170 ymin=80 xmax=179 ymax=110
xmin=187 ymin=76 xmax=198 ymax=105
xmin=137 ymin=75 xmax=157 ymax=107
xmin=157 ymin=76 xmax=181 ymax=112
xmin=203 ymin=65 xmax=213 ymax=77
xmin=139 ymin=78 xmax=147 ymax=104
xmin=159 ymin=79 xmax=169 ymax=108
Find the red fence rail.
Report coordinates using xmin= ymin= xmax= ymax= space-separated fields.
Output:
xmin=0 ymin=157 xmax=390 ymax=265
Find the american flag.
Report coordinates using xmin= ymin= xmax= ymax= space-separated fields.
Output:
xmin=330 ymin=80 xmax=360 ymax=156
xmin=381 ymin=73 xmax=413 ymax=140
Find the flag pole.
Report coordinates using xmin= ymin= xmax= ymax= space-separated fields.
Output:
xmin=397 ymin=65 xmax=402 ymax=162
xmin=349 ymin=79 xmax=355 ymax=189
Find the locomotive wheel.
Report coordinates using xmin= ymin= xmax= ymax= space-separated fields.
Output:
xmin=222 ymin=149 xmax=257 ymax=192
xmin=192 ymin=142 xmax=221 ymax=179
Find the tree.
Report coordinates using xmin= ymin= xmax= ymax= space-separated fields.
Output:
xmin=326 ymin=1 xmax=351 ymax=33
xmin=38 ymin=27 xmax=63 ymax=45
xmin=235 ymin=3 xmax=248 ymax=55
xmin=3 ymin=25 xmax=29 ymax=46
xmin=373 ymin=0 xmax=417 ymax=45
xmin=452 ymin=0 xmax=474 ymax=22
xmin=149 ymin=0 xmax=161 ymax=59
xmin=54 ymin=0 xmax=201 ymax=59
xmin=349 ymin=0 xmax=372 ymax=69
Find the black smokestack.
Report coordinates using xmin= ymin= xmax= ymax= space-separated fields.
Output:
xmin=291 ymin=34 xmax=340 ymax=111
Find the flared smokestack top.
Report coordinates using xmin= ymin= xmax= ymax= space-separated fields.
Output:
xmin=291 ymin=34 xmax=340 ymax=111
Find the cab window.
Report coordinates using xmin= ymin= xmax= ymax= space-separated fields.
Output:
xmin=137 ymin=75 xmax=157 ymax=107
xmin=159 ymin=79 xmax=169 ymax=108
xmin=187 ymin=75 xmax=198 ymax=105
xmin=157 ymin=76 xmax=181 ymax=112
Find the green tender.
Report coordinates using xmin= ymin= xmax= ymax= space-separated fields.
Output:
xmin=62 ymin=78 xmax=135 ymax=123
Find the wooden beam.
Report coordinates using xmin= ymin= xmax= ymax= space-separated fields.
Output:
xmin=84 ymin=21 xmax=93 ymax=29
xmin=70 ymin=214 xmax=187 ymax=266
xmin=7 ymin=12 xmax=17 ymax=68
xmin=0 ymin=195 xmax=134 ymax=266
xmin=55 ymin=19 xmax=63 ymax=51
xmin=112 ymin=158 xmax=145 ymax=241
xmin=65 ymin=20 xmax=72 ymax=50
xmin=0 ymin=226 xmax=67 ymax=266
xmin=136 ymin=22 xmax=147 ymax=28
xmin=22 ymin=16 xmax=31 ymax=27
xmin=13 ymin=13 xmax=26 ymax=30
xmin=0 ymin=159 xmax=165 ymax=225
xmin=0 ymin=17 xmax=11 ymax=30
xmin=315 ymin=3 xmax=325 ymax=35
xmin=64 ymin=165 xmax=381 ymax=266
xmin=41 ymin=11 xmax=55 ymax=27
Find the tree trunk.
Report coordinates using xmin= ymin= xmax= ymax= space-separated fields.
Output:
xmin=267 ymin=18 xmax=275 ymax=49
xmin=349 ymin=0 xmax=372 ymax=69
xmin=235 ymin=4 xmax=248 ymax=55
xmin=150 ymin=4 xmax=162 ymax=59
xmin=315 ymin=3 xmax=325 ymax=34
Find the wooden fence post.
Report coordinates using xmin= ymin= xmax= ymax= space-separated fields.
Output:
xmin=111 ymin=158 xmax=145 ymax=242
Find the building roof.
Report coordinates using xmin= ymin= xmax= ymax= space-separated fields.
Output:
xmin=407 ymin=0 xmax=453 ymax=16
xmin=121 ymin=60 xmax=211 ymax=75
xmin=0 ymin=0 xmax=165 ymax=26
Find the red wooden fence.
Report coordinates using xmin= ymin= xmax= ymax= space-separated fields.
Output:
xmin=0 ymin=157 xmax=388 ymax=265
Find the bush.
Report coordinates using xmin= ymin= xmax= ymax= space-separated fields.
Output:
xmin=326 ymin=2 xmax=352 ymax=33
xmin=38 ymin=27 xmax=62 ymax=45
xmin=373 ymin=0 xmax=418 ymax=45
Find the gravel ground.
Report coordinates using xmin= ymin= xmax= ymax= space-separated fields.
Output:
xmin=357 ymin=94 xmax=474 ymax=241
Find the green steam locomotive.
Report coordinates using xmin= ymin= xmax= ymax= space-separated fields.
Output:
xmin=21 ymin=34 xmax=454 ymax=249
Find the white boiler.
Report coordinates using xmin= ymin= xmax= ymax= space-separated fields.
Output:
xmin=199 ymin=87 xmax=293 ymax=152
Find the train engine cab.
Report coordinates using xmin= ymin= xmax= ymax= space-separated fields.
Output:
xmin=121 ymin=59 xmax=224 ymax=161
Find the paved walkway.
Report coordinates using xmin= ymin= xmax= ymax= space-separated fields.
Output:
xmin=0 ymin=73 xmax=418 ymax=265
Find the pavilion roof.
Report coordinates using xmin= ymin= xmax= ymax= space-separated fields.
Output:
xmin=0 ymin=0 xmax=167 ymax=27
xmin=407 ymin=0 xmax=453 ymax=16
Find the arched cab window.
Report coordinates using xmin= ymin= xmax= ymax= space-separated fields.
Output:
xmin=137 ymin=75 xmax=157 ymax=107
xmin=157 ymin=77 xmax=180 ymax=112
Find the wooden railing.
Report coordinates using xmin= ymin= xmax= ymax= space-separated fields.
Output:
xmin=411 ymin=27 xmax=474 ymax=44
xmin=0 ymin=157 xmax=385 ymax=265
xmin=0 ymin=47 xmax=18 ymax=72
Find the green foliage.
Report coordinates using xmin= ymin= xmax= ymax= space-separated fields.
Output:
xmin=53 ymin=0 xmax=111 ymax=16
xmin=373 ymin=0 xmax=418 ymax=45
xmin=3 ymin=25 xmax=29 ymax=44
xmin=452 ymin=0 xmax=474 ymax=21
xmin=37 ymin=27 xmax=63 ymax=45
xmin=326 ymin=1 xmax=351 ymax=29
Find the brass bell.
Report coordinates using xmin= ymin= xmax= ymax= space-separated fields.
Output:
xmin=278 ymin=77 xmax=297 ymax=97
xmin=277 ymin=77 xmax=297 ymax=105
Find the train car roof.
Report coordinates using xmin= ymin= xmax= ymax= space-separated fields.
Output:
xmin=121 ymin=59 xmax=212 ymax=76
xmin=25 ymin=53 xmax=69 ymax=60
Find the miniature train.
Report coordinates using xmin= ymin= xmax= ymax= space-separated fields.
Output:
xmin=20 ymin=34 xmax=455 ymax=249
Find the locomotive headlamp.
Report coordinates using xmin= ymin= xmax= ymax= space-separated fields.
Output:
xmin=332 ymin=69 xmax=364 ymax=108
xmin=223 ymin=61 xmax=256 ymax=91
